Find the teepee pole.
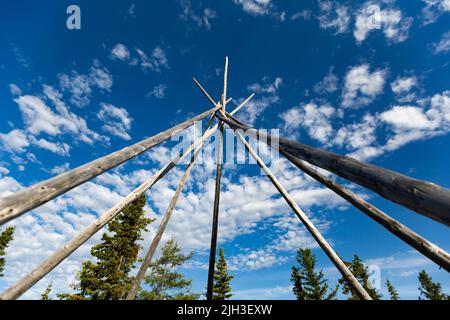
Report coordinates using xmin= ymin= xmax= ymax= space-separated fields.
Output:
xmin=231 ymin=129 xmax=372 ymax=300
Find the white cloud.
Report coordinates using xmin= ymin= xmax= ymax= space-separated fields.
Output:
xmin=233 ymin=285 xmax=292 ymax=300
xmin=291 ymin=10 xmax=312 ymax=21
xmin=0 ymin=129 xmax=29 ymax=153
xmin=111 ymin=43 xmax=130 ymax=61
xmin=29 ymin=136 xmax=71 ymax=157
xmin=233 ymin=0 xmax=273 ymax=16
xmin=0 ymin=166 xmax=10 ymax=176
xmin=146 ymin=84 xmax=167 ymax=99
xmin=9 ymin=83 xmax=22 ymax=96
xmin=239 ymin=77 xmax=282 ymax=125
xmin=342 ymin=64 xmax=386 ymax=108
xmin=280 ymin=102 xmax=336 ymax=143
xmin=135 ymin=47 xmax=169 ymax=73
xmin=381 ymin=106 xmax=434 ymax=130
xmin=58 ymin=62 xmax=113 ymax=108
xmin=0 ymin=176 xmax=22 ymax=198
xmin=313 ymin=67 xmax=339 ymax=94
xmin=433 ymin=31 xmax=450 ymax=54
xmin=391 ymin=76 xmax=418 ymax=103
xmin=317 ymin=0 xmax=351 ymax=34
xmin=97 ymin=103 xmax=133 ymax=140
xmin=248 ymin=77 xmax=282 ymax=94
xmin=421 ymin=0 xmax=450 ymax=25
xmin=354 ymin=3 xmax=413 ymax=44
xmin=179 ymin=0 xmax=217 ymax=30
xmin=229 ymin=248 xmax=283 ymax=271
xmin=333 ymin=114 xmax=381 ymax=160
xmin=49 ymin=163 xmax=70 ymax=175
xmin=15 ymin=88 xmax=105 ymax=145
xmin=391 ymin=76 xmax=417 ymax=95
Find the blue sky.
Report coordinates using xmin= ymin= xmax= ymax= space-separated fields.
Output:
xmin=0 ymin=0 xmax=449 ymax=300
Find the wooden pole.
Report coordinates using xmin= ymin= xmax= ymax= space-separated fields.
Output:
xmin=218 ymin=115 xmax=450 ymax=227
xmin=206 ymin=57 xmax=228 ymax=300
xmin=0 ymin=105 xmax=222 ymax=226
xmin=231 ymin=129 xmax=372 ymax=300
xmin=0 ymin=121 xmax=221 ymax=300
xmin=206 ymin=124 xmax=224 ymax=301
xmin=222 ymin=57 xmax=229 ymax=114
xmin=126 ymin=104 xmax=221 ymax=300
xmin=281 ymin=151 xmax=450 ymax=271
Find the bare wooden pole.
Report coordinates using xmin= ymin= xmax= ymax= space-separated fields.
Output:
xmin=221 ymin=57 xmax=229 ymax=114
xmin=126 ymin=103 xmax=222 ymax=300
xmin=126 ymin=141 xmax=203 ymax=300
xmin=0 ymin=121 xmax=221 ymax=301
xmin=231 ymin=129 xmax=372 ymax=300
xmin=206 ymin=124 xmax=224 ymax=301
xmin=281 ymin=151 xmax=450 ymax=272
xmin=0 ymin=105 xmax=222 ymax=226
xmin=206 ymin=57 xmax=229 ymax=301
xmin=218 ymin=114 xmax=450 ymax=227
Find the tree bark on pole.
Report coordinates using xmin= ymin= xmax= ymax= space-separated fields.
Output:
xmin=231 ymin=129 xmax=372 ymax=300
xmin=0 ymin=105 xmax=222 ymax=226
xmin=218 ymin=114 xmax=450 ymax=227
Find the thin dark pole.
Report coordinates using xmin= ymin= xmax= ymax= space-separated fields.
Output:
xmin=206 ymin=124 xmax=224 ymax=300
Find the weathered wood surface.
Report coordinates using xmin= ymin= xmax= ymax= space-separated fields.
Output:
xmin=0 ymin=105 xmax=222 ymax=226
xmin=281 ymin=151 xmax=450 ymax=271
xmin=0 ymin=121 xmax=221 ymax=300
xmin=206 ymin=125 xmax=224 ymax=301
xmin=222 ymin=57 xmax=229 ymax=114
xmin=219 ymin=115 xmax=450 ymax=227
xmin=232 ymin=129 xmax=372 ymax=300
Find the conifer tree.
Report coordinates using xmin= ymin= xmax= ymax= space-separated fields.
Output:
xmin=212 ymin=247 xmax=233 ymax=300
xmin=59 ymin=194 xmax=153 ymax=300
xmin=41 ymin=283 xmax=53 ymax=300
xmin=0 ymin=227 xmax=14 ymax=277
xmin=386 ymin=279 xmax=399 ymax=300
xmin=291 ymin=248 xmax=338 ymax=300
xmin=418 ymin=270 xmax=448 ymax=300
xmin=139 ymin=239 xmax=199 ymax=300
xmin=339 ymin=255 xmax=382 ymax=300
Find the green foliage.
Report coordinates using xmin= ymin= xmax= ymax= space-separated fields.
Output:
xmin=41 ymin=283 xmax=53 ymax=300
xmin=291 ymin=248 xmax=338 ymax=300
xmin=0 ymin=226 xmax=15 ymax=277
xmin=386 ymin=279 xmax=399 ymax=300
xmin=59 ymin=194 xmax=153 ymax=300
xmin=339 ymin=255 xmax=382 ymax=300
xmin=212 ymin=247 xmax=233 ymax=300
xmin=418 ymin=270 xmax=448 ymax=300
xmin=139 ymin=239 xmax=199 ymax=300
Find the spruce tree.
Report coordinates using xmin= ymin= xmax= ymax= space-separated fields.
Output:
xmin=41 ymin=283 xmax=53 ymax=300
xmin=418 ymin=270 xmax=448 ymax=300
xmin=291 ymin=248 xmax=338 ymax=300
xmin=139 ymin=239 xmax=199 ymax=300
xmin=212 ymin=247 xmax=233 ymax=300
xmin=59 ymin=194 xmax=153 ymax=300
xmin=386 ymin=279 xmax=399 ymax=300
xmin=339 ymin=255 xmax=382 ymax=300
xmin=0 ymin=226 xmax=14 ymax=277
